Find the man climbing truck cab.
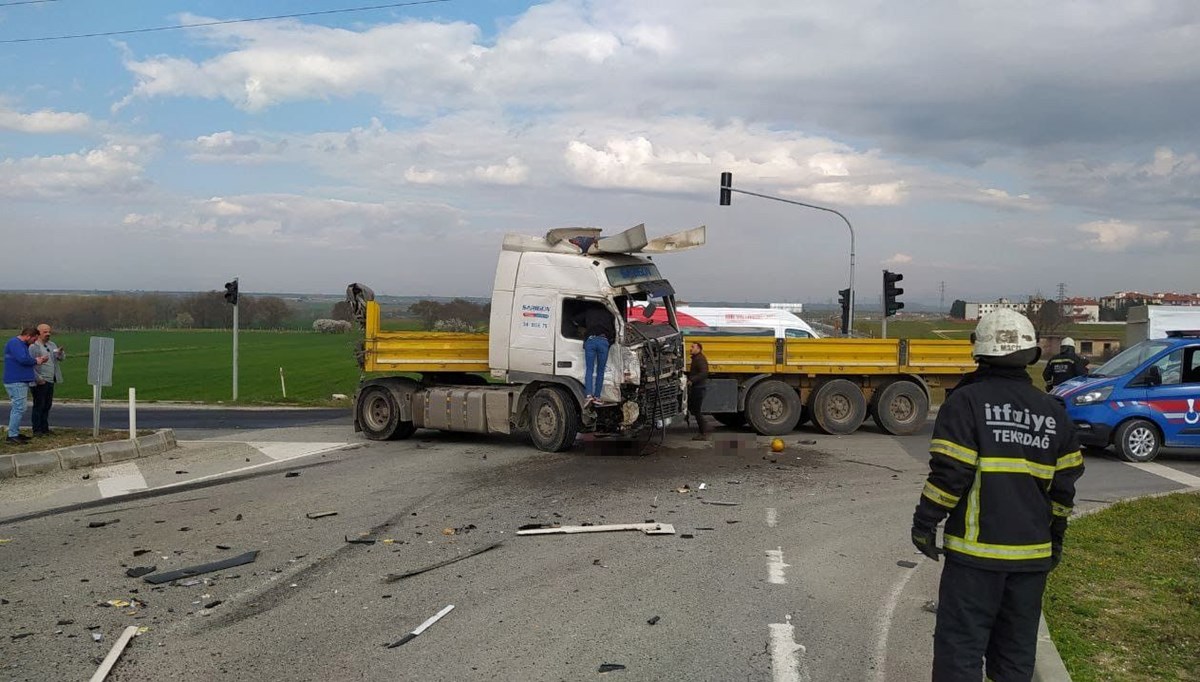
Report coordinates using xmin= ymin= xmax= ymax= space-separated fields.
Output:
xmin=348 ymin=224 xmax=704 ymax=453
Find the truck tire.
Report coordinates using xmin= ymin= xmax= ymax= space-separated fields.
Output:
xmin=527 ymin=387 xmax=580 ymax=453
xmin=356 ymin=385 xmax=416 ymax=441
xmin=1115 ymin=419 xmax=1161 ymax=463
xmin=810 ymin=379 xmax=867 ymax=435
xmin=714 ymin=413 xmax=746 ymax=428
xmin=871 ymin=381 xmax=929 ymax=436
xmin=745 ymin=380 xmax=802 ymax=436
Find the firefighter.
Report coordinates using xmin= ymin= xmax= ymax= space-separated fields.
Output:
xmin=1042 ymin=337 xmax=1089 ymax=391
xmin=911 ymin=309 xmax=1084 ymax=682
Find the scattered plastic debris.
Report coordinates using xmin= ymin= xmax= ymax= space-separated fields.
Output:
xmin=695 ymin=527 xmax=715 ymax=531
xmin=132 ymin=549 xmax=151 ymax=557
xmin=674 ymin=485 xmax=692 ymax=494
xmin=345 ymin=535 xmax=376 ymax=545
xmin=599 ymin=663 xmax=626 ymax=673
xmin=0 ymin=538 xmax=11 ymax=544
xmin=306 ymin=511 xmax=338 ymax=520
xmin=385 ymin=604 xmax=454 ymax=648
xmin=89 ymin=625 xmax=139 ymax=682
xmin=284 ymin=472 xmax=301 ymax=478
xmin=57 ymin=619 xmax=75 ymax=626
xmin=647 ymin=616 xmax=660 ymax=626
xmin=10 ymin=632 xmax=33 ymax=641
xmin=174 ymin=579 xmax=202 ymax=587
xmin=517 ymin=523 xmax=675 ymax=536
xmin=142 ymin=550 xmax=259 ymax=585
xmin=441 ymin=528 xmax=456 ymax=536
xmin=175 ymin=470 xmax=188 ymax=475
xmin=698 ymin=483 xmax=707 ymax=490
xmin=799 ymin=440 xmax=817 ymax=445
xmin=88 ymin=520 xmax=118 ymax=528
xmin=125 ymin=566 xmax=156 ymax=578
xmin=922 ymin=600 xmax=938 ymax=614
xmin=897 ymin=560 xmax=918 ymax=569
xmin=700 ymin=501 xmax=740 ymax=506
xmin=104 ymin=600 xmax=132 ymax=609
xmin=385 ymin=542 xmax=504 ymax=583
xmin=203 ymin=600 xmax=222 ymax=609
xmin=680 ymin=534 xmax=695 ymax=539
xmin=216 ymin=545 xmax=231 ymax=550
xmin=92 ymin=632 xmax=103 ymax=642
xmin=235 ymin=514 xmax=243 ymax=521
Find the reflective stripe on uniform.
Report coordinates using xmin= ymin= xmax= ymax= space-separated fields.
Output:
xmin=944 ymin=535 xmax=1053 ymax=560
xmin=1052 ymin=501 xmax=1073 ymax=518
xmin=922 ymin=481 xmax=960 ymax=508
xmin=1056 ymin=450 xmax=1083 ymax=470
xmin=978 ymin=457 xmax=1054 ymax=480
xmin=930 ymin=439 xmax=978 ymax=466
xmin=965 ymin=467 xmax=982 ymax=542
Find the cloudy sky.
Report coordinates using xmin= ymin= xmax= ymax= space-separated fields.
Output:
xmin=2 ymin=0 xmax=1198 ymax=304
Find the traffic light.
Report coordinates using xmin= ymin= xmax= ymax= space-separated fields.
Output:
xmin=223 ymin=279 xmax=239 ymax=306
xmin=719 ymin=171 xmax=732 ymax=206
xmin=838 ymin=287 xmax=851 ymax=334
xmin=883 ymin=270 xmax=904 ymax=317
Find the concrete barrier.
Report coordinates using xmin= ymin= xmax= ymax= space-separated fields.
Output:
xmin=0 ymin=429 xmax=177 ymax=480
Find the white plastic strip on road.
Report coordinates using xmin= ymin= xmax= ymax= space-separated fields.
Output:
xmin=1125 ymin=461 xmax=1200 ymax=488
xmin=766 ymin=547 xmax=789 ymax=585
xmin=768 ymin=617 xmax=812 ymax=682
xmin=96 ymin=462 xmax=148 ymax=498
xmin=766 ymin=507 xmax=778 ymax=528
xmin=245 ymin=442 xmax=348 ymax=461
xmin=147 ymin=443 xmax=353 ymax=494
xmin=870 ymin=560 xmax=923 ymax=682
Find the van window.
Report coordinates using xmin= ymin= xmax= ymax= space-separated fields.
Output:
xmin=1093 ymin=340 xmax=1171 ymax=378
xmin=1148 ymin=349 xmax=1184 ymax=386
xmin=785 ymin=328 xmax=812 ymax=339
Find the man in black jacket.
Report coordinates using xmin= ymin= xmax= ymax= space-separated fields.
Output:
xmin=687 ymin=342 xmax=710 ymax=440
xmin=1043 ymin=337 xmax=1089 ymax=391
xmin=912 ymin=309 xmax=1084 ymax=681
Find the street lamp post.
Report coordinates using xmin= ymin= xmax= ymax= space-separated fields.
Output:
xmin=718 ymin=173 xmax=857 ymax=336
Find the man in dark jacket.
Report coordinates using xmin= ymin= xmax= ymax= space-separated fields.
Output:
xmin=687 ymin=342 xmax=710 ymax=440
xmin=572 ymin=303 xmax=616 ymax=405
xmin=4 ymin=327 xmax=49 ymax=444
xmin=1043 ymin=337 xmax=1089 ymax=391
xmin=912 ymin=309 xmax=1084 ymax=681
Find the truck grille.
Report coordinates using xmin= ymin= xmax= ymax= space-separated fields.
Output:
xmin=645 ymin=378 xmax=681 ymax=420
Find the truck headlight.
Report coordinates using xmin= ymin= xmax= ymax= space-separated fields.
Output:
xmin=1072 ymin=386 xmax=1112 ymax=406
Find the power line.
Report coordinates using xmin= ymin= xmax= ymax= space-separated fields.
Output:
xmin=0 ymin=0 xmax=60 ymax=7
xmin=0 ymin=0 xmax=450 ymax=44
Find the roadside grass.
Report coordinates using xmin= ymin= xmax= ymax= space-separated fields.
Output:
xmin=1044 ymin=492 xmax=1200 ymax=682
xmin=2 ymin=428 xmax=154 ymax=453
xmin=48 ymin=330 xmax=362 ymax=405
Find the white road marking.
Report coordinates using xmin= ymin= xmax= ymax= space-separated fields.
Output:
xmin=766 ymin=547 xmax=789 ymax=585
xmin=769 ymin=616 xmax=812 ymax=682
xmin=1125 ymin=461 xmax=1200 ymax=488
xmin=871 ymin=561 xmax=923 ymax=682
xmin=143 ymin=444 xmax=355 ymax=494
xmin=96 ymin=462 xmax=148 ymax=498
xmin=244 ymin=442 xmax=348 ymax=461
xmin=766 ymin=507 xmax=778 ymax=528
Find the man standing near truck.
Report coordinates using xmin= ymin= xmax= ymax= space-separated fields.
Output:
xmin=573 ymin=303 xmax=615 ymax=405
xmin=1043 ymin=337 xmax=1088 ymax=391
xmin=911 ymin=309 xmax=1084 ymax=681
xmin=687 ymin=342 xmax=710 ymax=440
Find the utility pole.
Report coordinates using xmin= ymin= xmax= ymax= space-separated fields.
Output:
xmin=1056 ymin=282 xmax=1067 ymax=304
xmin=224 ymin=278 xmax=240 ymax=401
xmin=939 ymin=281 xmax=946 ymax=312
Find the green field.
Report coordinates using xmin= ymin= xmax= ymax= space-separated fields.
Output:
xmin=49 ymin=330 xmax=362 ymax=404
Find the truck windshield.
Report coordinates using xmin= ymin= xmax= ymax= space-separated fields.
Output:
xmin=1091 ymin=340 xmax=1172 ymax=378
xmin=606 ymin=264 xmax=662 ymax=287
xmin=623 ymin=293 xmax=679 ymax=340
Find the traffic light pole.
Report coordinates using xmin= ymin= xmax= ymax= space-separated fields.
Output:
xmin=719 ymin=179 xmax=856 ymax=336
xmin=232 ymin=278 xmax=239 ymax=402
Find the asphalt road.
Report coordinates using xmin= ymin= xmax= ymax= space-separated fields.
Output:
xmin=2 ymin=417 xmax=1198 ymax=682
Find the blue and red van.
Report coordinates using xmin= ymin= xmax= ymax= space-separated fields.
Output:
xmin=1052 ymin=331 xmax=1200 ymax=462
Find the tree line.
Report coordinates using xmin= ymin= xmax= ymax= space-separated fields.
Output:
xmin=0 ymin=292 xmax=293 ymax=331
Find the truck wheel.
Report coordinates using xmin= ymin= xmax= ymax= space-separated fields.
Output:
xmin=746 ymin=380 xmax=802 ymax=436
xmin=871 ymin=381 xmax=929 ymax=436
xmin=714 ymin=413 xmax=746 ymax=428
xmin=1115 ymin=419 xmax=1160 ymax=463
xmin=528 ymin=387 xmax=580 ymax=453
xmin=356 ymin=385 xmax=416 ymax=441
xmin=810 ymin=379 xmax=867 ymax=435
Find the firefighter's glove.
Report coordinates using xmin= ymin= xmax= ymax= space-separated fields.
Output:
xmin=1050 ymin=516 xmax=1067 ymax=571
xmin=911 ymin=525 xmax=941 ymax=562
xmin=1050 ymin=542 xmax=1063 ymax=571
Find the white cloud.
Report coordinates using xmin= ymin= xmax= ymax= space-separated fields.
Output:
xmin=883 ymin=253 xmax=913 ymax=266
xmin=0 ymin=105 xmax=92 ymax=134
xmin=1076 ymin=219 xmax=1169 ymax=252
xmin=0 ymin=137 xmax=154 ymax=198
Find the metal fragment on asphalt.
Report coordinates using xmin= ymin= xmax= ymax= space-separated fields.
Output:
xmin=125 ymin=566 xmax=156 ymax=578
xmin=305 ymin=511 xmax=338 ymax=519
xmin=516 ymin=523 xmax=675 ymax=536
xmin=142 ymin=551 xmax=259 ymax=584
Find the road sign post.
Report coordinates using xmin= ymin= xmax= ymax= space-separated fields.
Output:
xmin=224 ymin=278 xmax=239 ymax=401
xmin=87 ymin=336 xmax=115 ymax=437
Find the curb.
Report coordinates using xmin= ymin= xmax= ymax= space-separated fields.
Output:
xmin=0 ymin=429 xmax=177 ymax=481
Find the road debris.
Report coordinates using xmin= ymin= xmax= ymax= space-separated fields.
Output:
xmin=385 ymin=604 xmax=455 ymax=648
xmin=695 ymin=527 xmax=715 ymax=531
xmin=125 ymin=566 xmax=156 ymax=578
xmin=88 ymin=625 xmax=139 ymax=682
xmin=11 ymin=632 xmax=33 ymax=641
xmin=698 ymin=483 xmax=707 ymax=490
xmin=0 ymin=538 xmax=11 ymax=544
xmin=305 ymin=511 xmax=338 ymax=520
xmin=517 ymin=523 xmax=555 ymax=531
xmin=57 ymin=619 xmax=75 ymax=626
xmin=599 ymin=663 xmax=626 ymax=673
xmin=92 ymin=632 xmax=103 ymax=642
xmin=216 ymin=545 xmax=231 ymax=550
xmin=142 ymin=550 xmax=259 ymax=585
xmin=385 ymin=541 xmax=504 ymax=583
xmin=103 ymin=600 xmax=132 ymax=608
xmin=517 ymin=523 xmax=675 ymax=536
xmin=647 ymin=616 xmax=660 ymax=626
xmin=699 ymin=500 xmax=740 ymax=506
xmin=896 ymin=560 xmax=918 ymax=569
xmin=680 ymin=534 xmax=695 ymax=539
xmin=88 ymin=520 xmax=118 ymax=528
xmin=284 ymin=472 xmax=301 ymax=478
xmin=345 ymin=535 xmax=376 ymax=545
xmin=441 ymin=527 xmax=456 ymax=536
xmin=132 ymin=549 xmax=151 ymax=557
xmin=175 ymin=470 xmax=188 ymax=475
xmin=799 ymin=439 xmax=817 ymax=445
xmin=235 ymin=514 xmax=243 ymax=521
xmin=203 ymin=600 xmax=223 ymax=609
xmin=922 ymin=600 xmax=938 ymax=614
xmin=674 ymin=485 xmax=692 ymax=494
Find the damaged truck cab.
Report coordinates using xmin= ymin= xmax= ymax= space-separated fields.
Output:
xmin=350 ymin=224 xmax=704 ymax=452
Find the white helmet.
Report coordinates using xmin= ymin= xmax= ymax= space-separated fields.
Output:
xmin=1061 ymin=337 xmax=1075 ymax=348
xmin=973 ymin=309 xmax=1037 ymax=358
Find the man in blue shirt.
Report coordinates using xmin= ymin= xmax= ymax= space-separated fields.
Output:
xmin=4 ymin=327 xmax=50 ymax=444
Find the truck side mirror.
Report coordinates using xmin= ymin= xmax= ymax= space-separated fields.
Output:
xmin=642 ymin=301 xmax=658 ymax=319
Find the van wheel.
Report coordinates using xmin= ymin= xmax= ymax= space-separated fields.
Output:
xmin=356 ymin=385 xmax=416 ymax=441
xmin=871 ymin=381 xmax=929 ymax=436
xmin=1115 ymin=419 xmax=1160 ymax=463
xmin=528 ymin=387 xmax=580 ymax=452
xmin=714 ymin=412 xmax=746 ymax=428
xmin=810 ymin=379 xmax=867 ymax=435
xmin=746 ymin=380 xmax=802 ymax=436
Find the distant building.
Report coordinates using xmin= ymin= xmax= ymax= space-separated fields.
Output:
xmin=1061 ymin=297 xmax=1100 ymax=323
xmin=1101 ymin=291 xmax=1200 ymax=310
xmin=963 ymin=298 xmax=1030 ymax=321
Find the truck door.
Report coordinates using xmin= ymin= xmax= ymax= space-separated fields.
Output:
xmin=557 ymin=297 xmax=612 ymax=392
xmin=1136 ymin=345 xmax=1200 ymax=447
xmin=509 ymin=290 xmax=556 ymax=374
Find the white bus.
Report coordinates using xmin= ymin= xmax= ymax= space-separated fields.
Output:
xmin=631 ymin=305 xmax=821 ymax=339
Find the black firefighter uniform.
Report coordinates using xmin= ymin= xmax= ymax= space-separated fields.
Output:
xmin=914 ymin=367 xmax=1085 ymax=681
